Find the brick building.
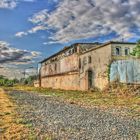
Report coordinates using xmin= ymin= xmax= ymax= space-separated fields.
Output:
xmin=39 ymin=41 xmax=136 ymax=90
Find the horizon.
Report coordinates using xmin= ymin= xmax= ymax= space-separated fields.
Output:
xmin=0 ymin=0 xmax=140 ymax=78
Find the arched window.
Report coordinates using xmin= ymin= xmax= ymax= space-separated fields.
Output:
xmin=116 ymin=47 xmax=120 ymax=55
xmin=125 ymin=48 xmax=129 ymax=55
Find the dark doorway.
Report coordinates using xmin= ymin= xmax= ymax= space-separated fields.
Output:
xmin=88 ymin=70 xmax=93 ymax=89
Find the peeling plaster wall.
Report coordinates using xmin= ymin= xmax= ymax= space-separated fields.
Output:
xmin=39 ymin=42 xmax=137 ymax=91
xmin=111 ymin=43 xmax=136 ymax=56
xmin=41 ymin=72 xmax=80 ymax=90
xmin=41 ymin=53 xmax=79 ymax=77
xmin=110 ymin=59 xmax=140 ymax=84
xmin=79 ymin=44 xmax=112 ymax=90
xmin=40 ymin=51 xmax=80 ymax=90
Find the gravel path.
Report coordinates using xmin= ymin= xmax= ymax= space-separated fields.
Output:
xmin=7 ymin=90 xmax=140 ymax=140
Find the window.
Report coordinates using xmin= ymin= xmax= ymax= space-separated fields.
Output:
xmin=88 ymin=56 xmax=92 ymax=63
xmin=125 ymin=48 xmax=129 ymax=56
xmin=115 ymin=47 xmax=120 ymax=55
xmin=54 ymin=63 xmax=57 ymax=71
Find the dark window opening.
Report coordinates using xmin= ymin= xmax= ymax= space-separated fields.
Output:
xmin=54 ymin=63 xmax=57 ymax=71
xmin=79 ymin=59 xmax=81 ymax=69
xmin=88 ymin=70 xmax=93 ymax=89
xmin=116 ymin=47 xmax=120 ymax=55
xmin=74 ymin=47 xmax=77 ymax=53
xmin=125 ymin=48 xmax=129 ymax=55
xmin=88 ymin=56 xmax=92 ymax=63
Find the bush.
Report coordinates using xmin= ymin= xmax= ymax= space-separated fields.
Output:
xmin=0 ymin=75 xmax=16 ymax=87
xmin=131 ymin=40 xmax=140 ymax=57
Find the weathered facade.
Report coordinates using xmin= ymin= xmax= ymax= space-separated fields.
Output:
xmin=39 ymin=41 xmax=137 ymax=90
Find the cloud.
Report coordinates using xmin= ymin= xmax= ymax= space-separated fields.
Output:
xmin=43 ymin=41 xmax=60 ymax=45
xmin=15 ymin=25 xmax=47 ymax=37
xmin=0 ymin=0 xmax=35 ymax=9
xmin=15 ymin=32 xmax=28 ymax=37
xmin=0 ymin=41 xmax=41 ymax=64
xmin=18 ymin=0 xmax=140 ymax=43
xmin=0 ymin=64 xmax=38 ymax=79
xmin=28 ymin=25 xmax=47 ymax=34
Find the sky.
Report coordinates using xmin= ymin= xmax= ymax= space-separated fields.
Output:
xmin=0 ymin=0 xmax=140 ymax=79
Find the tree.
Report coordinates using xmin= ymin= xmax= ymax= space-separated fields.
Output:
xmin=131 ymin=40 xmax=140 ymax=57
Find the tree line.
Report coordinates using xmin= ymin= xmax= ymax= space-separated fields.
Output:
xmin=0 ymin=75 xmax=37 ymax=87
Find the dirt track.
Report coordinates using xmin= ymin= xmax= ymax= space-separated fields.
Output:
xmin=7 ymin=90 xmax=140 ymax=140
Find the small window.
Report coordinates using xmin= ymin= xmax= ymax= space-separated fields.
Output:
xmin=116 ymin=47 xmax=120 ymax=56
xmin=88 ymin=56 xmax=92 ymax=63
xmin=54 ymin=63 xmax=57 ymax=71
xmin=125 ymin=48 xmax=129 ymax=56
xmin=74 ymin=47 xmax=77 ymax=53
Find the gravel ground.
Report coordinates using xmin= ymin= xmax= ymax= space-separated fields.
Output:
xmin=7 ymin=90 xmax=140 ymax=140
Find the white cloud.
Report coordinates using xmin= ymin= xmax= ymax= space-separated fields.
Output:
xmin=43 ymin=41 xmax=59 ymax=45
xmin=15 ymin=25 xmax=47 ymax=37
xmin=0 ymin=0 xmax=35 ymax=9
xmin=28 ymin=25 xmax=47 ymax=34
xmin=19 ymin=0 xmax=140 ymax=43
xmin=15 ymin=32 xmax=28 ymax=37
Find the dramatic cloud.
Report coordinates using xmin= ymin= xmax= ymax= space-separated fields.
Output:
xmin=0 ymin=0 xmax=35 ymax=9
xmin=0 ymin=41 xmax=41 ymax=64
xmin=17 ymin=0 xmax=140 ymax=42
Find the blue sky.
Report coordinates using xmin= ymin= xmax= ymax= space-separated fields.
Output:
xmin=0 ymin=0 xmax=140 ymax=78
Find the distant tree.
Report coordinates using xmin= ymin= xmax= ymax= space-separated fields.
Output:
xmin=19 ymin=75 xmax=37 ymax=86
xmin=13 ymin=78 xmax=19 ymax=84
xmin=0 ymin=75 xmax=18 ymax=87
xmin=131 ymin=40 xmax=140 ymax=57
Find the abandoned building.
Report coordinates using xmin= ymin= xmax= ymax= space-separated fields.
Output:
xmin=38 ymin=41 xmax=138 ymax=90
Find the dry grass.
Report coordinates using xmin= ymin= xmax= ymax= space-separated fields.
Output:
xmin=0 ymin=88 xmax=32 ymax=140
xmin=6 ymin=85 xmax=140 ymax=117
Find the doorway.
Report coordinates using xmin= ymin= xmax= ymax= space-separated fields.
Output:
xmin=88 ymin=70 xmax=93 ymax=89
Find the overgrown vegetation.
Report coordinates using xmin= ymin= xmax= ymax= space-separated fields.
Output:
xmin=19 ymin=75 xmax=37 ymax=86
xmin=0 ymin=75 xmax=19 ymax=87
xmin=131 ymin=39 xmax=140 ymax=57
xmin=0 ymin=75 xmax=37 ymax=87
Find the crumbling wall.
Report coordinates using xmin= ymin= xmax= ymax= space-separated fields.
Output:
xmin=79 ymin=44 xmax=112 ymax=90
xmin=41 ymin=53 xmax=79 ymax=77
xmin=40 ymin=52 xmax=80 ymax=90
xmin=41 ymin=72 xmax=80 ymax=90
xmin=110 ymin=59 xmax=140 ymax=84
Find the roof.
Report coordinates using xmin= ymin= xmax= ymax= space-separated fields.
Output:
xmin=40 ymin=41 xmax=136 ymax=63
xmin=81 ymin=41 xmax=136 ymax=54
xmin=40 ymin=42 xmax=100 ymax=63
xmin=103 ymin=41 xmax=136 ymax=45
